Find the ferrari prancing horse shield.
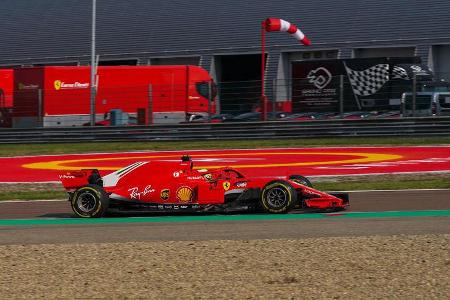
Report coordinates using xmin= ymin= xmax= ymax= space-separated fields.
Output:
xmin=223 ymin=181 xmax=231 ymax=191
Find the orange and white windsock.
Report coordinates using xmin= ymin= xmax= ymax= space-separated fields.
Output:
xmin=264 ymin=18 xmax=311 ymax=46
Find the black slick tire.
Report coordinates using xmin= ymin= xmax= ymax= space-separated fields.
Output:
xmin=260 ymin=180 xmax=297 ymax=213
xmin=71 ymin=184 xmax=109 ymax=218
xmin=289 ymin=175 xmax=312 ymax=187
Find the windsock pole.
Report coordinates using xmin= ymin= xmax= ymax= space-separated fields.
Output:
xmin=261 ymin=21 xmax=268 ymax=121
xmin=261 ymin=18 xmax=311 ymax=121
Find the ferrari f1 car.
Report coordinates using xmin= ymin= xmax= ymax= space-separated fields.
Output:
xmin=60 ymin=155 xmax=349 ymax=218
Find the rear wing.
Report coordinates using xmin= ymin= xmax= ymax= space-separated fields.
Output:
xmin=59 ymin=169 xmax=102 ymax=191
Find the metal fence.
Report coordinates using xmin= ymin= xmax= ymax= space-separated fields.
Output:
xmin=0 ymin=116 xmax=449 ymax=144
xmin=2 ymin=72 xmax=450 ymax=128
xmin=217 ymin=72 xmax=450 ymax=121
xmin=272 ymin=72 xmax=450 ymax=118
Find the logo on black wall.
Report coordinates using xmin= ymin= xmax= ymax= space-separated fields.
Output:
xmin=307 ymin=67 xmax=332 ymax=89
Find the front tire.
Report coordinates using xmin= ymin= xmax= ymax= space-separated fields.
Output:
xmin=260 ymin=180 xmax=297 ymax=213
xmin=289 ymin=175 xmax=312 ymax=187
xmin=289 ymin=175 xmax=312 ymax=209
xmin=71 ymin=184 xmax=109 ymax=218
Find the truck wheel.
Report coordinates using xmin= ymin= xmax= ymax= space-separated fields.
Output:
xmin=289 ymin=175 xmax=312 ymax=187
xmin=260 ymin=180 xmax=297 ymax=213
xmin=71 ymin=184 xmax=109 ymax=218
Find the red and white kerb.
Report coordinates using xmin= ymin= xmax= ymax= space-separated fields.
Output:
xmin=264 ymin=18 xmax=311 ymax=46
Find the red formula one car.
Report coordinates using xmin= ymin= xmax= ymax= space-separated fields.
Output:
xmin=59 ymin=155 xmax=349 ymax=218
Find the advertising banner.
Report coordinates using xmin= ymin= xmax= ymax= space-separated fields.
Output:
xmin=291 ymin=57 xmax=432 ymax=113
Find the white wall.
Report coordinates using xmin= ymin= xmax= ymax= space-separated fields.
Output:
xmin=431 ymin=45 xmax=450 ymax=81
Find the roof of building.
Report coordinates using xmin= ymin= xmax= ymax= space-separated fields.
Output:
xmin=1 ymin=0 xmax=449 ymax=64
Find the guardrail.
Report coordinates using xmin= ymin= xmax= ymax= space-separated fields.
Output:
xmin=1 ymin=117 xmax=450 ymax=144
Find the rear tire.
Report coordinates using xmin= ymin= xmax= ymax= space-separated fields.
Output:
xmin=289 ymin=175 xmax=312 ymax=187
xmin=71 ymin=184 xmax=109 ymax=218
xmin=260 ymin=180 xmax=297 ymax=213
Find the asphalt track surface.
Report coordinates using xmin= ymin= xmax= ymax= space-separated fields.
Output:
xmin=1 ymin=190 xmax=449 ymax=245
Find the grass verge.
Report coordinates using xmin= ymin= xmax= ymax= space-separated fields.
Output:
xmin=1 ymin=136 xmax=450 ymax=157
xmin=0 ymin=191 xmax=67 ymax=201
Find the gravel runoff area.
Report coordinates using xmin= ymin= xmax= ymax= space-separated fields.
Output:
xmin=1 ymin=234 xmax=449 ymax=299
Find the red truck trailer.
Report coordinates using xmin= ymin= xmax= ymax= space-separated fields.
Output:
xmin=0 ymin=69 xmax=13 ymax=108
xmin=13 ymin=65 xmax=216 ymax=127
xmin=0 ymin=69 xmax=14 ymax=127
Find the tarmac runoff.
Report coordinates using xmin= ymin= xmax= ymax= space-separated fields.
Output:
xmin=1 ymin=209 xmax=450 ymax=227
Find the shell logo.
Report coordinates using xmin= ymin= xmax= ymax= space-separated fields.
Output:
xmin=54 ymin=80 xmax=62 ymax=90
xmin=176 ymin=186 xmax=193 ymax=203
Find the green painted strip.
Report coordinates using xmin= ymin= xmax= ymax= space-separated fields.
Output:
xmin=0 ymin=210 xmax=450 ymax=227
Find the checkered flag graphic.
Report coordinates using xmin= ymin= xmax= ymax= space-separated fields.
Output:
xmin=344 ymin=64 xmax=390 ymax=96
xmin=392 ymin=66 xmax=410 ymax=80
